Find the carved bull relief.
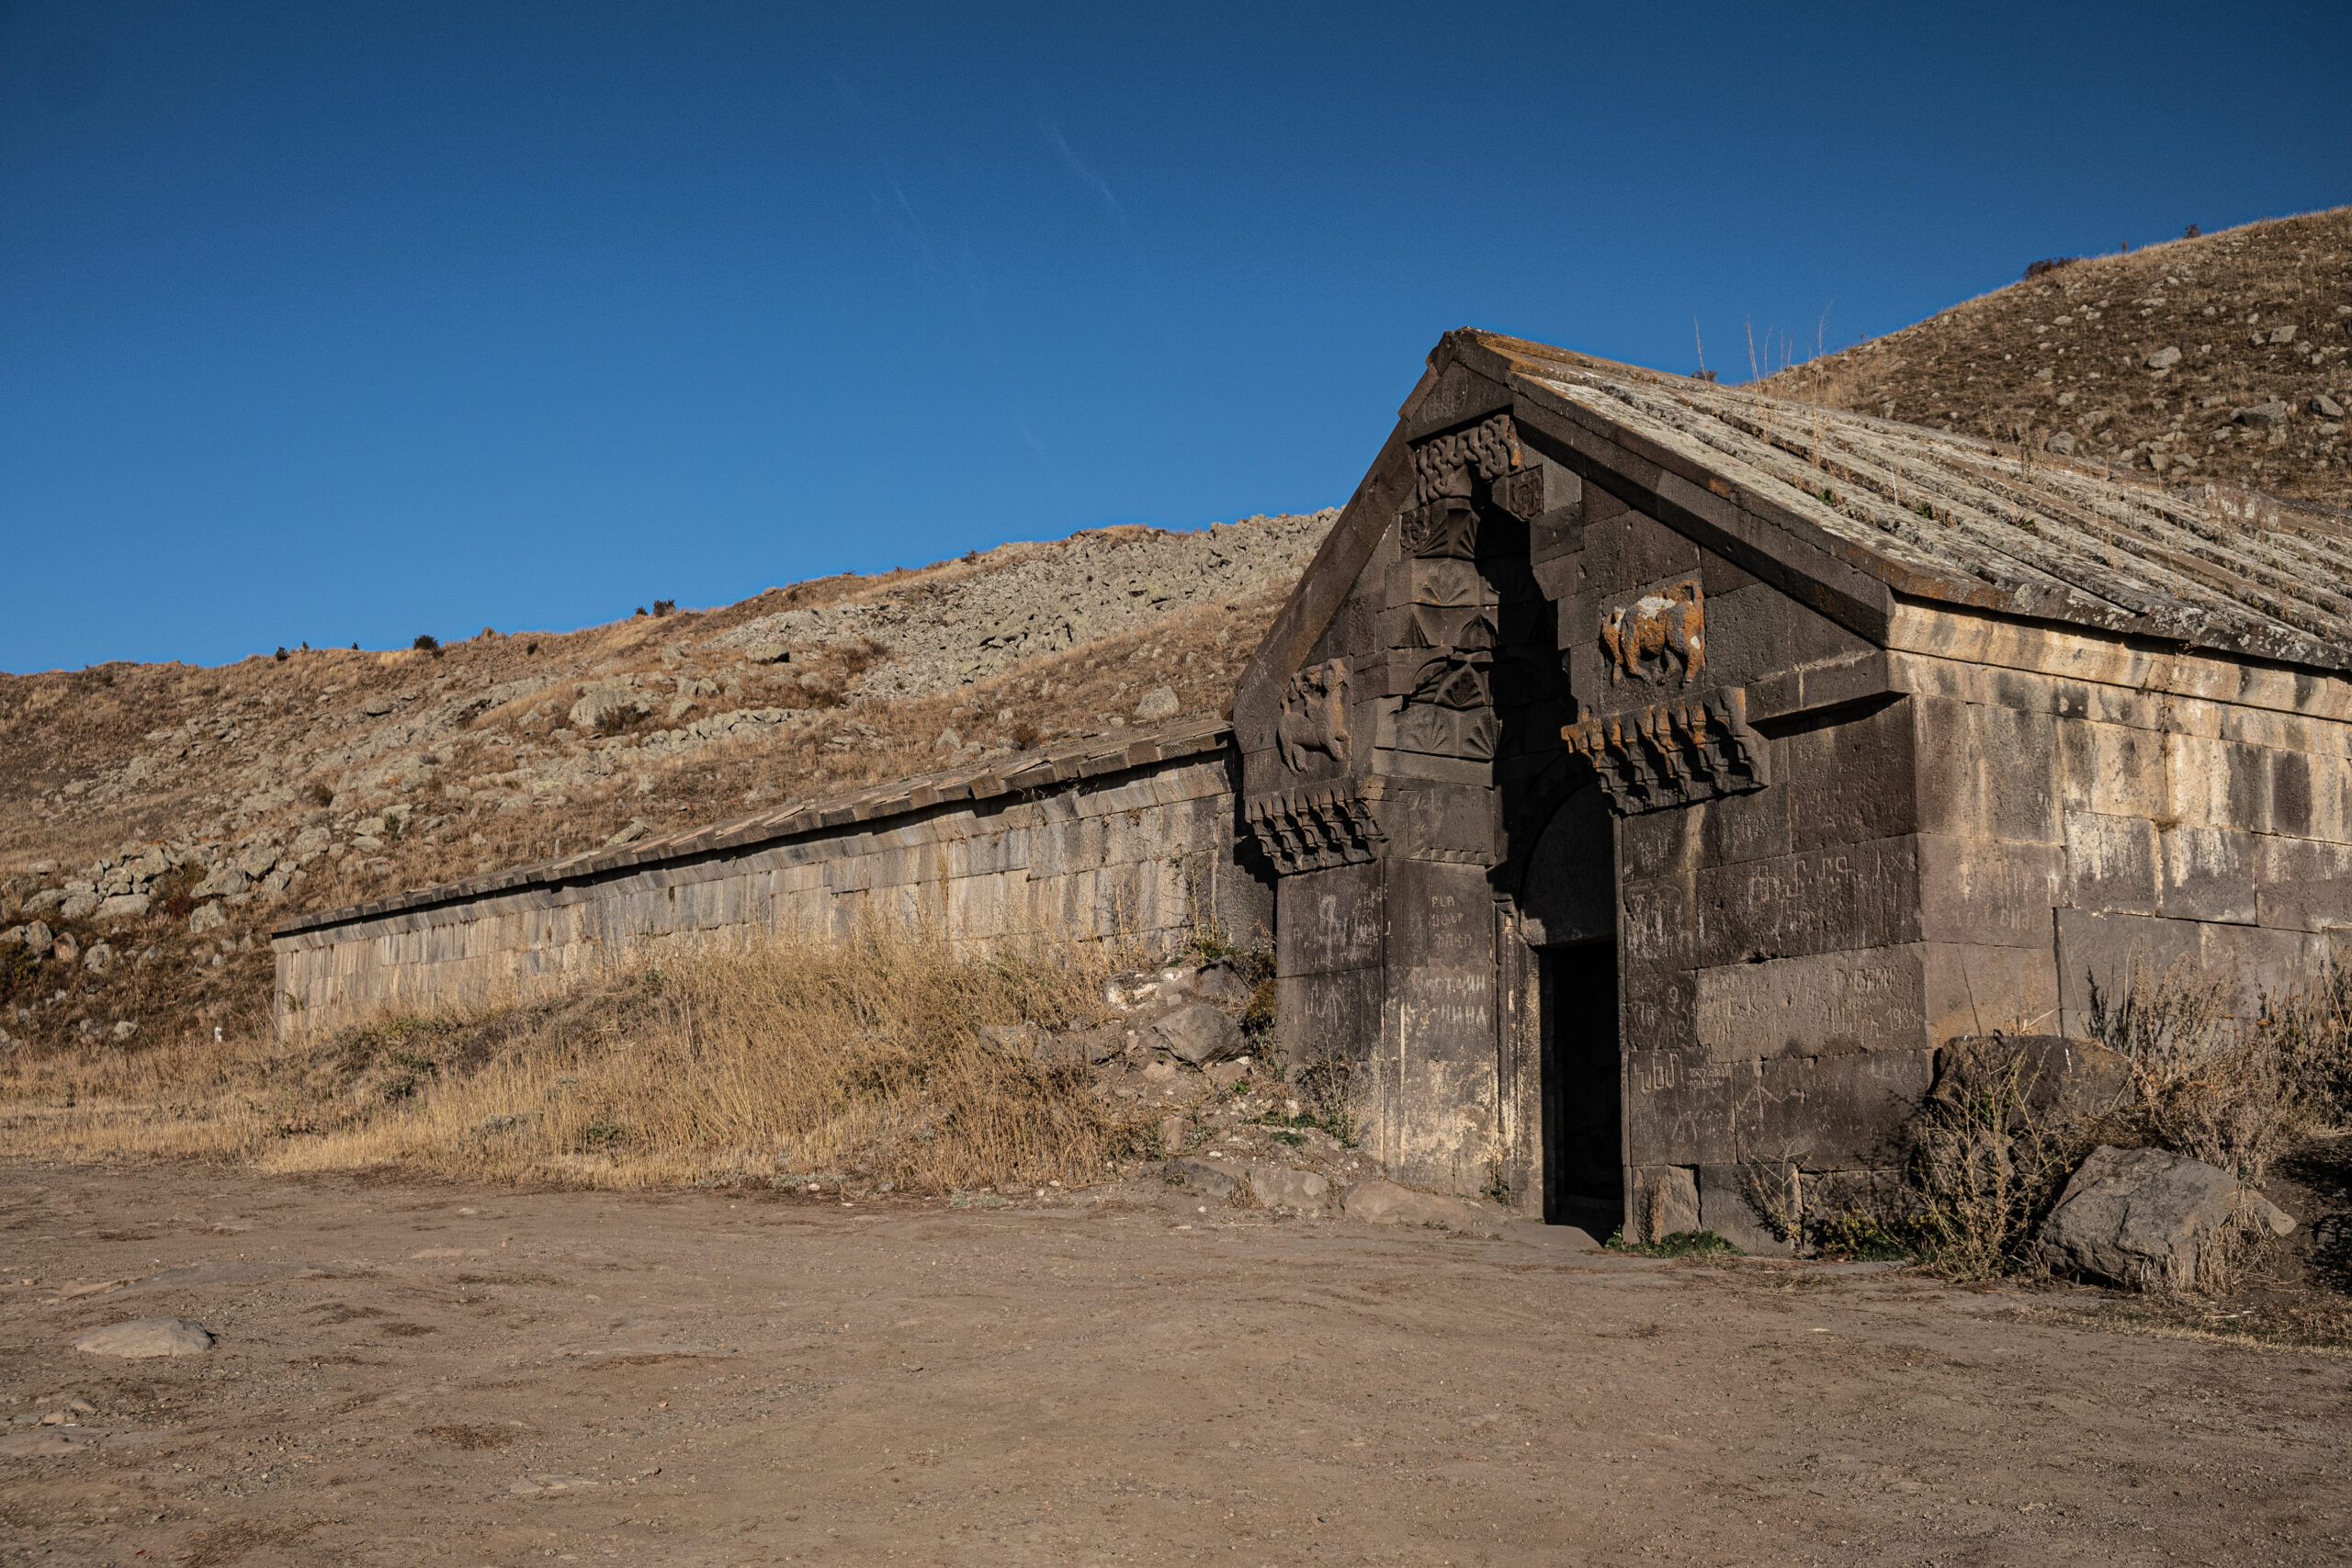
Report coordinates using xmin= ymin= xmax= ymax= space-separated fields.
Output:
xmin=1275 ymin=659 xmax=1351 ymax=773
xmin=1602 ymin=581 xmax=1706 ymax=688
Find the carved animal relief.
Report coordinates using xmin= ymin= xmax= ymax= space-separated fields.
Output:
xmin=1603 ymin=581 xmax=1706 ymax=687
xmin=1275 ymin=659 xmax=1351 ymax=773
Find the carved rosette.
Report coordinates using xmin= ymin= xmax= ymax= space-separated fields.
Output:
xmin=1244 ymin=782 xmax=1389 ymax=874
xmin=1563 ymin=686 xmax=1770 ymax=814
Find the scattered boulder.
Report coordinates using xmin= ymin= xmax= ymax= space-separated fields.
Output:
xmin=1930 ymin=1035 xmax=2132 ymax=1128
xmin=2233 ymin=400 xmax=2291 ymax=430
xmin=2033 ymin=1145 xmax=2295 ymax=1291
xmin=1340 ymin=1178 xmax=1480 ymax=1228
xmin=74 ymin=1317 xmax=215 ymax=1358
xmin=96 ymin=894 xmax=150 ymax=920
xmin=2042 ymin=430 xmax=2076 ymax=455
xmin=234 ymin=846 xmax=279 ymax=879
xmin=1039 ymin=1022 xmax=1125 ymax=1066
xmin=1248 ymin=1164 xmax=1330 ymax=1212
xmin=360 ymin=695 xmax=394 ymax=716
xmin=2314 ymin=393 xmax=2346 ymax=419
xmin=20 ymin=920 xmax=54 ymax=956
xmin=1134 ymin=685 xmax=1180 ymax=721
xmin=2143 ymin=346 xmax=2181 ymax=370
xmin=187 ymin=902 xmax=226 ymax=936
xmin=110 ymin=1021 xmax=137 ymax=1042
xmin=1164 ymin=1156 xmax=1238 ymax=1200
xmin=57 ymin=893 xmax=99 ymax=921
xmin=1152 ymin=1004 xmax=1245 ymax=1066
xmin=82 ymin=942 xmax=113 ymax=976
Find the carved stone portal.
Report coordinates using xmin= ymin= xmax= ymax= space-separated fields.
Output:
xmin=1603 ymin=581 xmax=1706 ymax=687
xmin=1563 ymin=686 xmax=1769 ymax=814
xmin=1275 ymin=658 xmax=1351 ymax=773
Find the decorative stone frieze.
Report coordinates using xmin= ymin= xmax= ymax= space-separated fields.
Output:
xmin=1408 ymin=412 xmax=1521 ymax=510
xmin=1244 ymin=781 xmax=1389 ymax=873
xmin=1563 ymin=685 xmax=1769 ymax=813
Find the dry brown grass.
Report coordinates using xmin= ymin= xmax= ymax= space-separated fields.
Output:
xmin=0 ymin=922 xmax=1157 ymax=1192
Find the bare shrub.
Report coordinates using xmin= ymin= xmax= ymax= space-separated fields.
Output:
xmin=1904 ymin=1051 xmax=2086 ymax=1280
xmin=2089 ymin=957 xmax=2325 ymax=1183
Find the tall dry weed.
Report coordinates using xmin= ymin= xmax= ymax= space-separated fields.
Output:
xmin=2089 ymin=957 xmax=2346 ymax=1183
xmin=0 ymin=922 xmax=1156 ymax=1192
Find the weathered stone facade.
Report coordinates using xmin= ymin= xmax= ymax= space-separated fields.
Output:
xmin=275 ymin=720 xmax=1266 ymax=1032
xmin=280 ymin=329 xmax=2352 ymax=1247
xmin=1231 ymin=331 xmax=2352 ymax=1244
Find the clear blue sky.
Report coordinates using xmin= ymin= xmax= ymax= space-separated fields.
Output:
xmin=4 ymin=2 xmax=2346 ymax=673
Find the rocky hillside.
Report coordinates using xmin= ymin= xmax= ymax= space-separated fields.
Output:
xmin=0 ymin=512 xmax=1334 ymax=1053
xmin=1763 ymin=206 xmax=2351 ymax=509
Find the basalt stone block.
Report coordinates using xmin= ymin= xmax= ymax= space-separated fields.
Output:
xmin=1581 ymin=502 xmax=1699 ymax=599
xmin=1275 ymin=967 xmax=1383 ymax=1071
xmin=1621 ymin=966 xmax=1697 ymax=1054
xmin=1697 ymin=776 xmax=1792 ymax=867
xmin=1694 ymin=945 xmax=1928 ymax=1061
xmin=1699 ymin=584 xmax=1873 ymax=698
xmin=1387 ymin=858 xmax=1497 ymax=964
xmin=1694 ymin=837 xmax=1921 ymax=968
xmin=1785 ymin=697 xmax=1918 ymax=853
xmin=1619 ymin=874 xmax=1698 ymax=974
xmin=1619 ymin=806 xmax=1701 ymax=883
xmin=1276 ymin=862 xmax=1385 ymax=976
xmin=2265 ymin=749 xmax=2314 ymax=840
xmin=1912 ymin=695 xmax=2061 ymax=845
xmin=2255 ymin=835 xmax=2352 ymax=933
xmin=1624 ymin=1044 xmax=1932 ymax=1168
xmin=2064 ymin=811 xmax=2159 ymax=916
xmin=1627 ymin=1164 xmax=1701 ymax=1244
xmin=1699 ymin=1161 xmax=1796 ymax=1255
xmin=1917 ymin=835 xmax=2062 ymax=950
xmin=2158 ymin=824 xmax=2256 ymax=925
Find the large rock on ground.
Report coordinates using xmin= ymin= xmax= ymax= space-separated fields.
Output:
xmin=2034 ymin=1145 xmax=2295 ymax=1290
xmin=1931 ymin=1035 xmax=2132 ymax=1126
xmin=1152 ymin=1004 xmax=1245 ymax=1066
xmin=1340 ymin=1178 xmax=1483 ymax=1228
xmin=1163 ymin=1156 xmax=1237 ymax=1199
xmin=74 ymin=1318 xmax=215 ymax=1357
xmin=1248 ymin=1164 xmax=1330 ymax=1212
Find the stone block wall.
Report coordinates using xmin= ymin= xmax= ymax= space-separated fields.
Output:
xmin=276 ymin=741 xmax=1270 ymax=1037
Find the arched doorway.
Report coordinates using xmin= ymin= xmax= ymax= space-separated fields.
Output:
xmin=1519 ymin=784 xmax=1620 ymax=1235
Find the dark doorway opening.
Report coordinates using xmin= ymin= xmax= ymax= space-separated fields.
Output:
xmin=1540 ymin=939 xmax=1623 ymax=1236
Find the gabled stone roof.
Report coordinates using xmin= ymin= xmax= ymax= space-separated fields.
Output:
xmin=1460 ymin=330 xmax=2352 ymax=672
xmin=274 ymin=714 xmax=1232 ymax=939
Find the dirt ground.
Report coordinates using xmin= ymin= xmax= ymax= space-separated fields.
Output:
xmin=3 ymin=1164 xmax=2348 ymax=1567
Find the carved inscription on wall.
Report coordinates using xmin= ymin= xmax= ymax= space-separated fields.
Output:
xmin=1275 ymin=658 xmax=1351 ymax=773
xmin=1603 ymin=581 xmax=1706 ymax=687
xmin=1564 ymin=685 xmax=1769 ymax=814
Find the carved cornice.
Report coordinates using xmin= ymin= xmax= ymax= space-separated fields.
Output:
xmin=1563 ymin=686 xmax=1770 ymax=815
xmin=1243 ymin=779 xmax=1390 ymax=874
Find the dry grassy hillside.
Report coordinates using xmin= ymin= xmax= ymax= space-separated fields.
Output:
xmin=1762 ymin=206 xmax=2352 ymax=508
xmin=0 ymin=512 xmax=1333 ymax=1054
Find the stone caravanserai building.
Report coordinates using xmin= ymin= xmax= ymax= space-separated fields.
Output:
xmin=278 ymin=330 xmax=2352 ymax=1245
